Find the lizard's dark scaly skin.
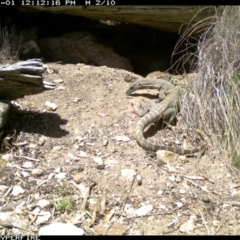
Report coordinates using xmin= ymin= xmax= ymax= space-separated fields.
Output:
xmin=126 ymin=77 xmax=206 ymax=155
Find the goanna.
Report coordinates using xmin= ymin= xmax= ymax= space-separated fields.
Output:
xmin=126 ymin=78 xmax=206 ymax=155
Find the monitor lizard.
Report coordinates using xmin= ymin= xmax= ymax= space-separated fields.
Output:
xmin=126 ymin=77 xmax=206 ymax=155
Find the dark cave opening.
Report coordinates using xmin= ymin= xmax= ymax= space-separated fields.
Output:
xmin=0 ymin=6 xmax=198 ymax=76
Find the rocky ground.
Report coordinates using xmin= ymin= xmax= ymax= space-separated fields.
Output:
xmin=0 ymin=62 xmax=240 ymax=235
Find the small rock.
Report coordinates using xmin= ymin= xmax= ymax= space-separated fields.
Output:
xmin=88 ymin=198 xmax=97 ymax=206
xmin=121 ymin=169 xmax=137 ymax=181
xmin=72 ymin=98 xmax=80 ymax=103
xmin=0 ymin=202 xmax=15 ymax=212
xmin=169 ymin=175 xmax=175 ymax=182
xmin=11 ymin=186 xmax=25 ymax=196
xmin=57 ymin=86 xmax=65 ymax=90
xmin=105 ymin=158 xmax=118 ymax=166
xmin=34 ymin=193 xmax=40 ymax=200
xmin=79 ymin=151 xmax=87 ymax=157
xmin=0 ymin=211 xmax=27 ymax=230
xmin=21 ymin=171 xmax=30 ymax=178
xmin=157 ymin=190 xmax=163 ymax=196
xmin=156 ymin=150 xmax=178 ymax=164
xmin=124 ymin=204 xmax=136 ymax=216
xmin=86 ymin=142 xmax=95 ymax=146
xmin=32 ymin=169 xmax=44 ymax=177
xmin=130 ymin=229 xmax=143 ymax=235
xmin=75 ymin=136 xmax=84 ymax=143
xmin=136 ymin=175 xmax=142 ymax=185
xmin=53 ymin=146 xmax=62 ymax=151
xmin=55 ymin=172 xmax=66 ymax=180
xmin=71 ymin=213 xmax=84 ymax=224
xmin=222 ymin=204 xmax=231 ymax=210
xmin=12 ymin=228 xmax=21 ymax=235
xmin=76 ymin=183 xmax=89 ymax=198
xmin=176 ymin=175 xmax=182 ymax=183
xmin=103 ymin=170 xmax=109 ymax=175
xmin=38 ymin=136 xmax=46 ymax=146
xmin=29 ymin=143 xmax=37 ymax=148
xmin=15 ymin=203 xmax=25 ymax=214
xmin=39 ymin=222 xmax=84 ymax=235
xmin=179 ymin=189 xmax=186 ymax=194
xmin=45 ymin=101 xmax=58 ymax=111
xmin=35 ymin=211 xmax=51 ymax=225
xmin=232 ymin=183 xmax=240 ymax=188
xmin=136 ymin=205 xmax=153 ymax=216
xmin=54 ymin=79 xmax=64 ymax=83
xmin=102 ymin=139 xmax=108 ymax=146
xmin=212 ymin=220 xmax=219 ymax=228
xmin=22 ymin=161 xmax=33 ymax=169
xmin=48 ymin=173 xmax=54 ymax=180
xmin=1 ymin=154 xmax=12 ymax=161
xmin=179 ymin=215 xmax=196 ymax=234
xmin=37 ymin=199 xmax=52 ymax=209
xmin=94 ymin=223 xmax=128 ymax=235
xmin=93 ymin=157 xmax=103 ymax=165
xmin=174 ymin=202 xmax=183 ymax=208
xmin=202 ymin=195 xmax=211 ymax=203
xmin=54 ymin=167 xmax=61 ymax=173
xmin=228 ymin=220 xmax=235 ymax=225
xmin=231 ymin=190 xmax=240 ymax=197
xmin=47 ymin=68 xmax=55 ymax=74
xmin=96 ymin=164 xmax=105 ymax=170
xmin=115 ymin=135 xmax=130 ymax=142
xmin=67 ymin=153 xmax=80 ymax=160
xmin=159 ymin=202 xmax=168 ymax=210
xmin=73 ymin=173 xmax=84 ymax=184
xmin=156 ymin=159 xmax=166 ymax=167
xmin=179 ymin=155 xmax=186 ymax=161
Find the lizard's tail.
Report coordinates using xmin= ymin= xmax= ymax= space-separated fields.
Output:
xmin=136 ymin=111 xmax=205 ymax=155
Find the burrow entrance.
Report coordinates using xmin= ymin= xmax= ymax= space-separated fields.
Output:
xmin=1 ymin=7 xmax=197 ymax=76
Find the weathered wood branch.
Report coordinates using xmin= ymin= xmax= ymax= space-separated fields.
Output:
xmin=0 ymin=59 xmax=55 ymax=100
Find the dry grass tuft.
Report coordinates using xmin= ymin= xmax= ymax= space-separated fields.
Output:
xmin=0 ymin=18 xmax=19 ymax=61
xmin=177 ymin=6 xmax=240 ymax=167
xmin=170 ymin=6 xmax=216 ymax=74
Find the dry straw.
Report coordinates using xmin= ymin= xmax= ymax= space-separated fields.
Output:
xmin=0 ymin=17 xmax=19 ymax=60
xmin=174 ymin=6 xmax=240 ymax=167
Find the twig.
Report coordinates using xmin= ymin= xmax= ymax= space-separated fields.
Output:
xmin=3 ymin=186 xmax=13 ymax=198
xmin=13 ymin=155 xmax=39 ymax=161
xmin=198 ymin=209 xmax=210 ymax=235
xmin=214 ymin=221 xmax=221 ymax=235
xmin=81 ymin=186 xmax=91 ymax=210
xmin=15 ymin=141 xmax=28 ymax=146
xmin=124 ymin=211 xmax=174 ymax=220
xmin=121 ymin=173 xmax=137 ymax=213
xmin=222 ymin=201 xmax=240 ymax=207
xmin=186 ymin=179 xmax=219 ymax=196
xmin=124 ymin=204 xmax=188 ymax=221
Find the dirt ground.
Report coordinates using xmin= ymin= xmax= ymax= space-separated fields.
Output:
xmin=1 ymin=62 xmax=240 ymax=235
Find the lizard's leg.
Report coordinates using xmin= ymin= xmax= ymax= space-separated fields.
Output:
xmin=135 ymin=100 xmax=156 ymax=117
xmin=158 ymin=90 xmax=166 ymax=102
xmin=135 ymin=103 xmax=177 ymax=122
xmin=158 ymin=86 xmax=175 ymax=102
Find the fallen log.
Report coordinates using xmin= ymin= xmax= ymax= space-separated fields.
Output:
xmin=0 ymin=59 xmax=55 ymax=100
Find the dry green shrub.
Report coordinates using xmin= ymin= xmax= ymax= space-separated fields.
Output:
xmin=178 ymin=6 xmax=240 ymax=167
xmin=0 ymin=18 xmax=19 ymax=60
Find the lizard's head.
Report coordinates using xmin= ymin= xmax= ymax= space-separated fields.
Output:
xmin=126 ymin=82 xmax=136 ymax=95
xmin=126 ymin=79 xmax=144 ymax=95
